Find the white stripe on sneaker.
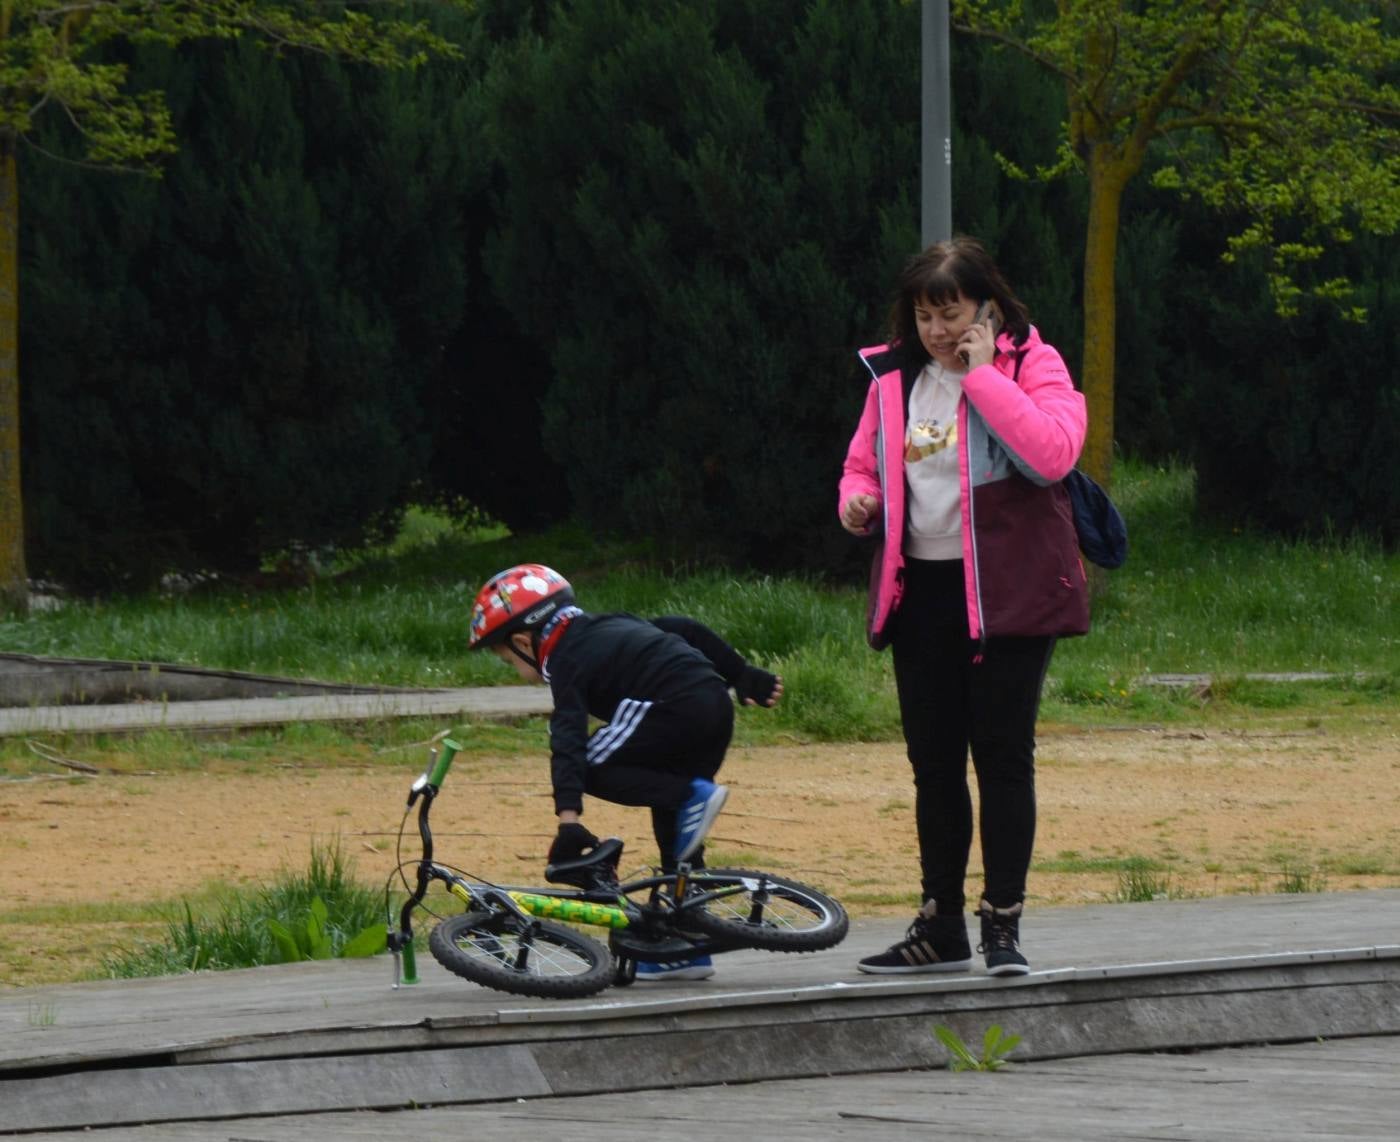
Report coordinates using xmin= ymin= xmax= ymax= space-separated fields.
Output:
xmin=675 ymin=784 xmax=727 ymax=862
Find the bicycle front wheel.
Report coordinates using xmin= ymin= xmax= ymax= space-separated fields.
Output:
xmin=683 ymin=869 xmax=849 ymax=952
xmin=429 ymin=909 xmax=613 ymax=999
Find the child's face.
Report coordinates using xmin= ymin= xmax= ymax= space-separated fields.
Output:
xmin=492 ymin=640 xmax=543 ymax=684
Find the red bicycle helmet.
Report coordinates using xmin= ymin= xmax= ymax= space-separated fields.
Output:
xmin=468 ymin=564 xmax=575 ymax=650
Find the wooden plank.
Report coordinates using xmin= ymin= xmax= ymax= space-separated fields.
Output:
xmin=3 ymin=1044 xmax=554 ymax=1134
xmin=24 ymin=1036 xmax=1400 ymax=1141
xmin=0 ymin=686 xmax=552 ymax=737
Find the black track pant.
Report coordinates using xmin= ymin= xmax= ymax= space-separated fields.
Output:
xmin=890 ymin=558 xmax=1055 ymax=913
xmin=583 ymin=681 xmax=734 ymax=870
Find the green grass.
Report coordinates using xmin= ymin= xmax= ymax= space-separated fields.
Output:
xmin=100 ymin=843 xmax=385 ymax=977
xmin=1034 ymin=853 xmax=1172 ymax=875
xmin=1275 ymin=861 xmax=1329 ymax=894
xmin=1 ymin=459 xmax=1396 ymax=746
xmin=1110 ymin=858 xmax=1187 ymax=903
xmin=1045 ymin=460 xmax=1398 ymax=720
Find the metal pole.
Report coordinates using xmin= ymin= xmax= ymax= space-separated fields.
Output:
xmin=921 ymin=0 xmax=952 ymax=246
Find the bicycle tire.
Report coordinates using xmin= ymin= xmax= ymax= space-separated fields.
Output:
xmin=682 ymin=869 xmax=849 ymax=952
xmin=429 ymin=908 xmax=613 ymax=999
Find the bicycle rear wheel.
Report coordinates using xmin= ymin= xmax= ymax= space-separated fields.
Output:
xmin=683 ymin=869 xmax=849 ymax=952
xmin=429 ymin=908 xmax=613 ymax=999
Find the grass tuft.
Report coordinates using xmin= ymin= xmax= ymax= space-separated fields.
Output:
xmin=101 ymin=843 xmax=383 ymax=977
xmin=1111 ymin=858 xmax=1186 ymax=903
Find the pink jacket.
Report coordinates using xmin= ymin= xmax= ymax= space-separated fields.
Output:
xmin=838 ymin=328 xmax=1090 ymax=647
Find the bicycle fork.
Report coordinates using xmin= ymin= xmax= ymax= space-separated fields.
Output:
xmin=389 ymin=862 xmax=482 ymax=987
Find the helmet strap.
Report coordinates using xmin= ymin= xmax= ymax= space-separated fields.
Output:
xmin=504 ymin=635 xmax=540 ymax=672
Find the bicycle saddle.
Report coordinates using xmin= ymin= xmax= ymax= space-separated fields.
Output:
xmin=545 ymin=835 xmax=625 ymax=893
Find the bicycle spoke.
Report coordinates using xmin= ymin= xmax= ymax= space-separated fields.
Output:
xmin=682 ymin=870 xmax=848 ymax=952
xmin=705 ymin=884 xmax=806 ymax=930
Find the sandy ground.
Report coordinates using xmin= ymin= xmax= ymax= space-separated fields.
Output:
xmin=2 ymin=721 xmax=1397 ymax=986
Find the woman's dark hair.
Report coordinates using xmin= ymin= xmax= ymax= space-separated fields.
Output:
xmin=887 ymin=236 xmax=1031 ymax=363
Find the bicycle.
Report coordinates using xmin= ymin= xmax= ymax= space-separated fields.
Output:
xmin=384 ymin=733 xmax=849 ymax=999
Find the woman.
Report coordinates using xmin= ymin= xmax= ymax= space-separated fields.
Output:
xmin=838 ymin=236 xmax=1088 ymax=976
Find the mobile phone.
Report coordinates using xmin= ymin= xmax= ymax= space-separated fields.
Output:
xmin=958 ymin=300 xmax=999 ymax=364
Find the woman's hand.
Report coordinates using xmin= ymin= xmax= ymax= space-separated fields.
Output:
xmin=957 ymin=315 xmax=998 ymax=369
xmin=841 ymin=493 xmax=879 ymax=534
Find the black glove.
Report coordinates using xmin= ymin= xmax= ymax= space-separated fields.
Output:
xmin=734 ymin=664 xmax=780 ymax=707
xmin=548 ymin=822 xmax=599 ymax=865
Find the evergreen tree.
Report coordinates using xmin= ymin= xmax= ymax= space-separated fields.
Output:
xmin=478 ymin=0 xmax=921 ymax=571
xmin=22 ymin=25 xmax=477 ymax=589
xmin=1 ymin=1 xmax=465 ymax=607
xmin=1183 ymin=230 xmax=1400 ymax=543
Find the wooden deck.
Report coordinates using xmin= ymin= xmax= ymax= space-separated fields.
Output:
xmin=3 ymin=890 xmax=1398 ymax=1136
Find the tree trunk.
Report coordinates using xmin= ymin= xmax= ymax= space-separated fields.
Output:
xmin=1078 ymin=150 xmax=1127 ymax=491
xmin=0 ymin=135 xmax=25 ymax=616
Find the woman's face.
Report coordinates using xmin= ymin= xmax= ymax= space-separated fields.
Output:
xmin=914 ymin=291 xmax=979 ymax=369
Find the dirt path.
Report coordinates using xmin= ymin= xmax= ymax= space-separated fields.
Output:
xmin=2 ymin=722 xmax=1397 ymax=986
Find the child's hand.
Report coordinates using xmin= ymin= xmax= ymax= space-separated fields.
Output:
xmin=760 ymin=674 xmax=784 ymax=707
xmin=548 ymin=822 xmax=599 ymax=864
xmin=736 ymin=665 xmax=783 ymax=708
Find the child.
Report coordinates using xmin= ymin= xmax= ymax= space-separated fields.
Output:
xmin=468 ymin=563 xmax=783 ymax=980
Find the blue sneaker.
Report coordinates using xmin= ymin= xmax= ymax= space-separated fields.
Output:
xmin=674 ymin=778 xmax=728 ymax=864
xmin=635 ymin=954 xmax=715 ymax=981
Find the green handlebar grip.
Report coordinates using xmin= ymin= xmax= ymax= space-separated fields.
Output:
xmin=400 ymin=941 xmax=419 ymax=985
xmin=427 ymin=737 xmax=462 ymax=787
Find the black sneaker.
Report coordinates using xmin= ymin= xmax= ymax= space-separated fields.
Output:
xmin=977 ymin=899 xmax=1030 ymax=976
xmin=857 ymin=911 xmax=972 ymax=974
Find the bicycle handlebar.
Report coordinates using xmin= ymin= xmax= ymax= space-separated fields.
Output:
xmin=408 ymin=733 xmax=463 ymax=805
xmin=428 ymin=737 xmax=462 ymax=787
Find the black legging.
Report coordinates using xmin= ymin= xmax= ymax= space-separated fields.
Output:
xmin=890 ymin=558 xmax=1055 ymax=913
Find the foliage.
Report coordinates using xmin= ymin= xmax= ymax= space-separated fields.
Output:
xmin=1276 ymin=862 xmax=1329 ymax=894
xmin=955 ymin=0 xmax=1400 ymax=316
xmin=1181 ymin=234 xmax=1400 ymax=544
xmin=0 ymin=1 xmax=468 ymax=608
xmin=934 ymin=1023 xmax=1022 ymax=1072
xmin=1 ymin=3 xmax=463 ymax=174
xmin=1 ymin=463 xmax=1397 ymax=746
xmin=951 ymin=0 xmax=1400 ymax=494
xmin=1112 ymin=858 xmax=1182 ymax=903
xmin=21 ymin=12 xmax=484 ymax=590
xmin=267 ymin=895 xmax=384 ymax=963
xmin=102 ymin=842 xmax=385 ymax=976
xmin=475 ymin=0 xmax=921 ymax=573
xmin=15 ymin=1 xmax=1400 ymax=594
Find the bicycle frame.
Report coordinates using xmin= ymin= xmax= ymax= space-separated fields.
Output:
xmin=386 ymin=734 xmax=838 ymax=991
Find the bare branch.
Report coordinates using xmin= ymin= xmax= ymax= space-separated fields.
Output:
xmin=951 ymin=19 xmax=1077 ymax=86
xmin=26 ymin=738 xmax=102 ymax=774
xmin=21 ymin=129 xmax=156 ymax=176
